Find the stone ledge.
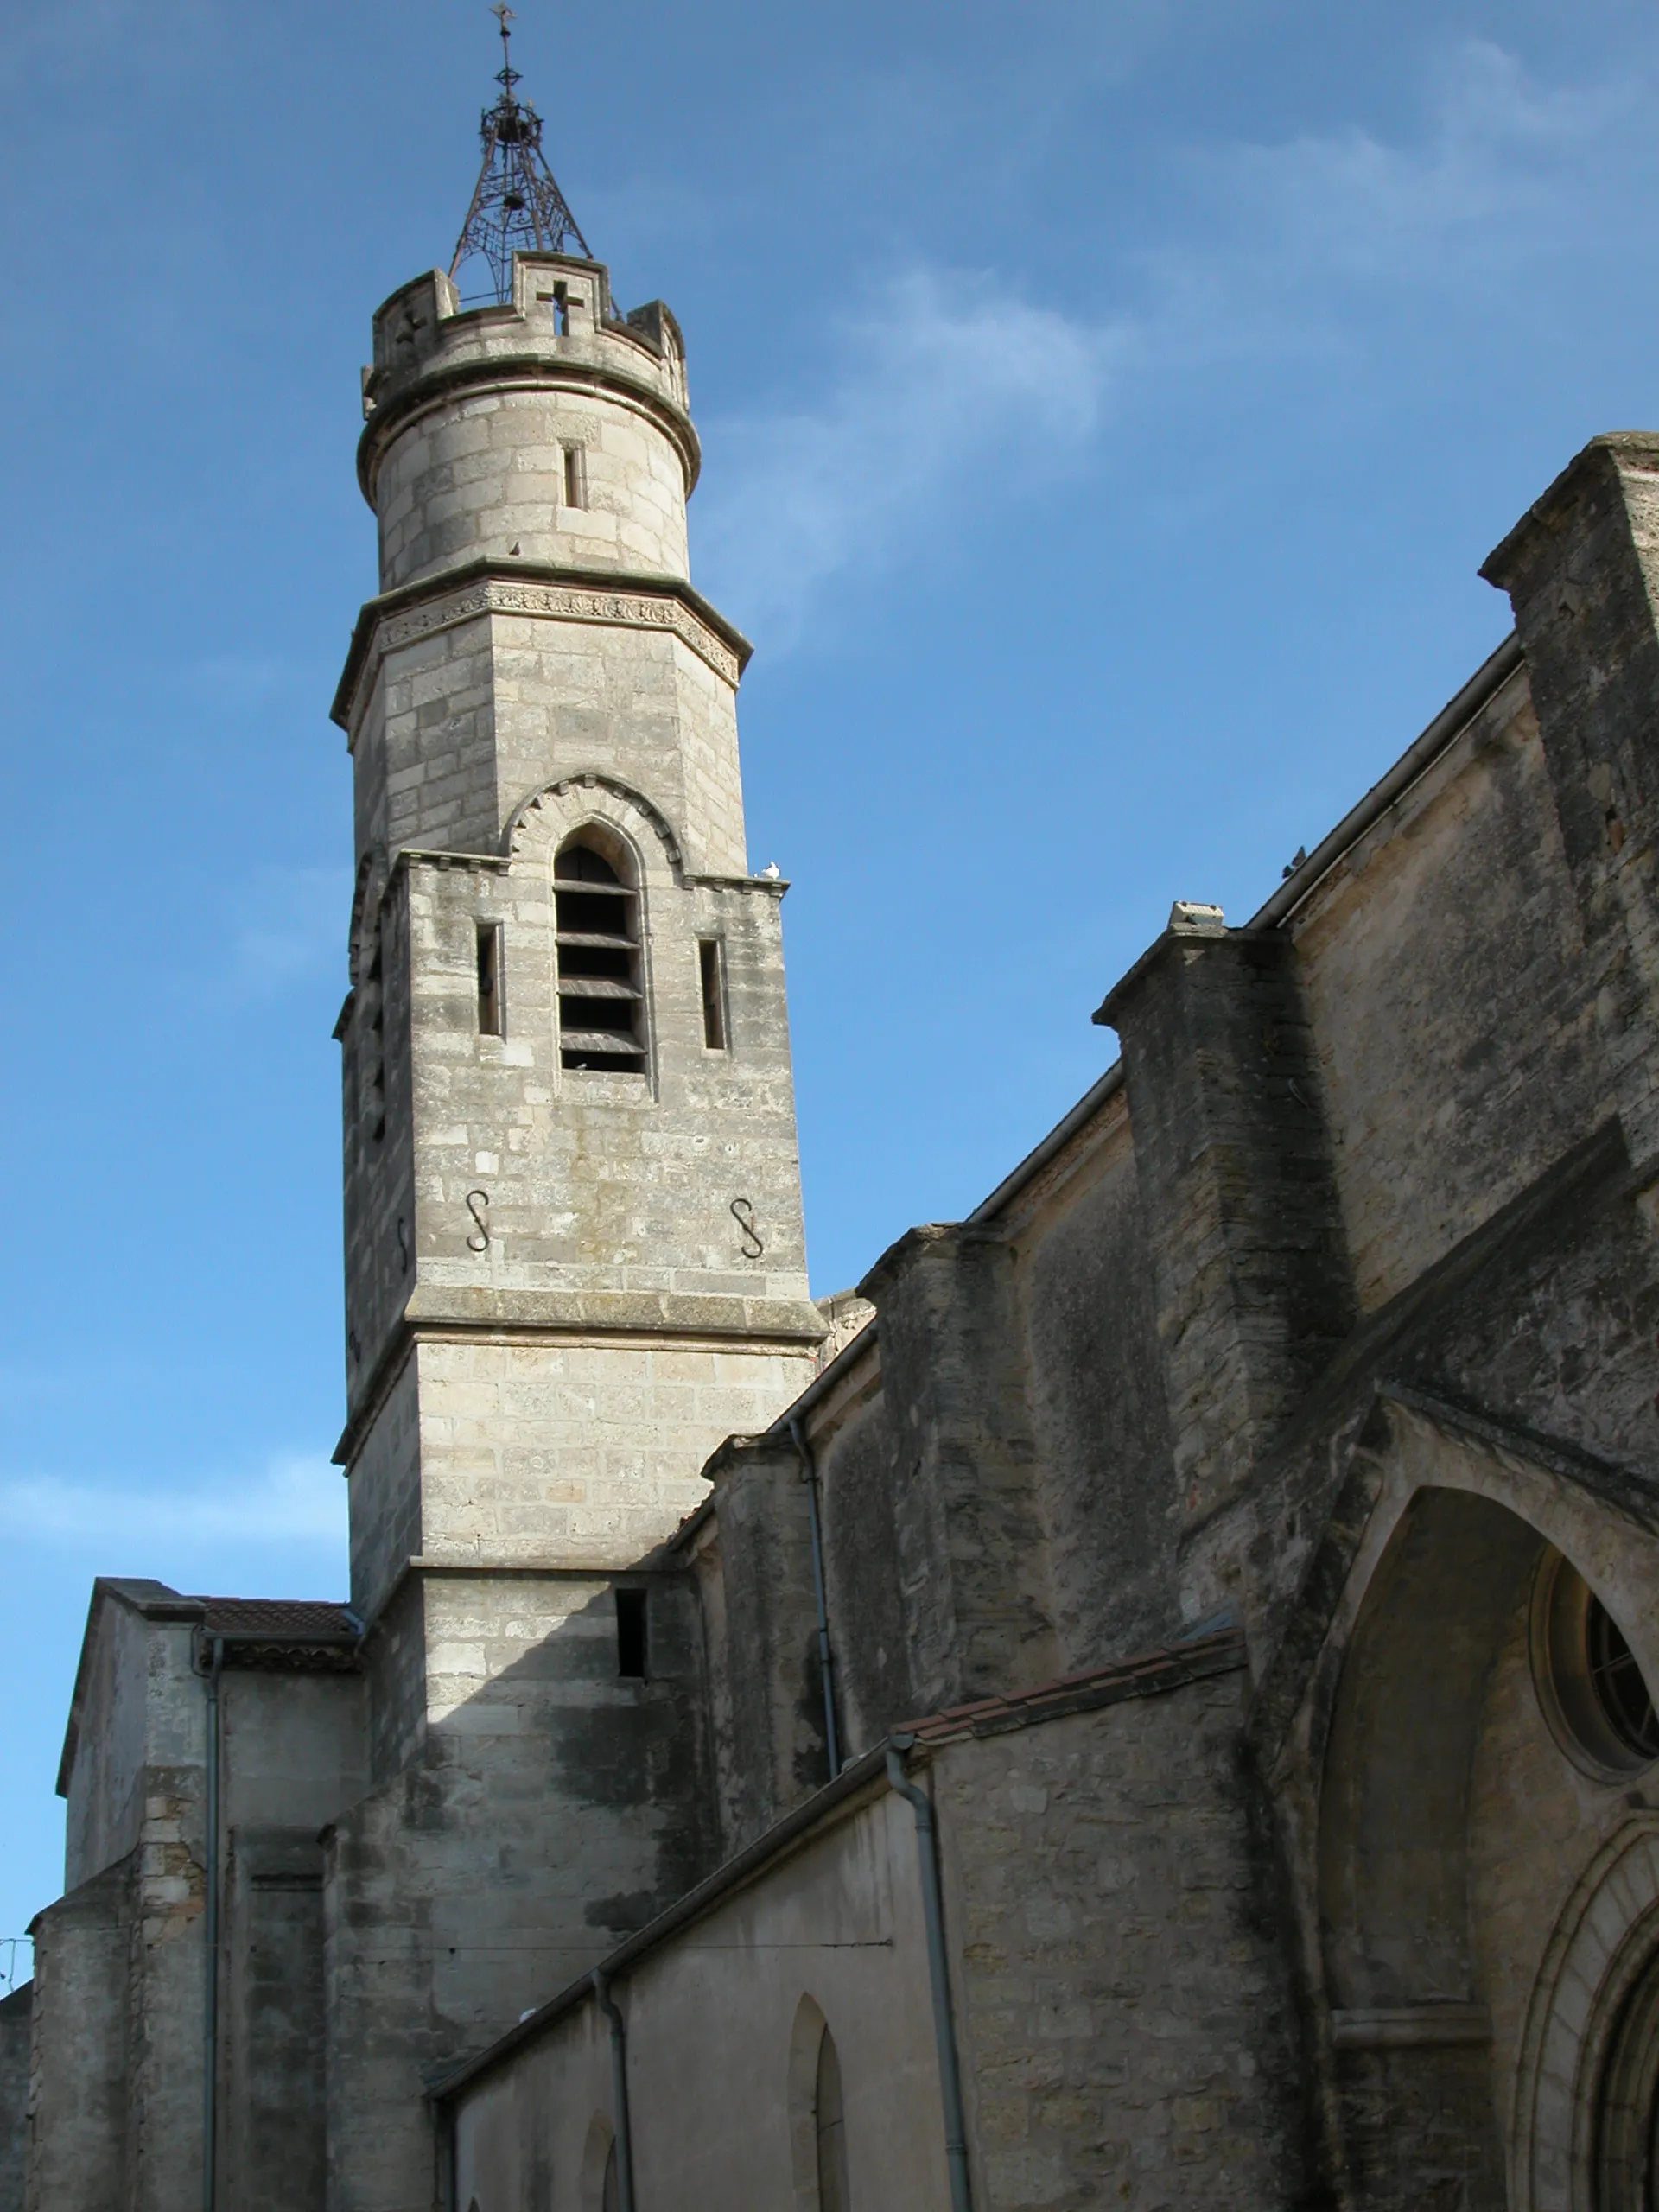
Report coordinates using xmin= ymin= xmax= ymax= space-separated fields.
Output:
xmin=400 ymin=1283 xmax=825 ymax=1340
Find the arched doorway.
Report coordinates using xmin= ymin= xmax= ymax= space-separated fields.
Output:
xmin=1316 ymin=1475 xmax=1659 ymax=2211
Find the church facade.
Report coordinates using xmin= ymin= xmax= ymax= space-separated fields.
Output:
xmin=9 ymin=70 xmax=1659 ymax=2212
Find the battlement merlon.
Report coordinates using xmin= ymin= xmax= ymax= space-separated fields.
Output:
xmin=358 ymin=252 xmax=697 ymax=512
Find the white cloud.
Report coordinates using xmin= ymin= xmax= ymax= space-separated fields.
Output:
xmin=695 ymin=268 xmax=1132 ymax=645
xmin=1166 ymin=41 xmax=1646 ymax=319
xmin=0 ymin=1452 xmax=346 ymax=1554
xmin=693 ymin=41 xmax=1656 ymax=649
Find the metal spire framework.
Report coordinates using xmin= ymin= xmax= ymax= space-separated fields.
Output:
xmin=450 ymin=4 xmax=592 ymax=304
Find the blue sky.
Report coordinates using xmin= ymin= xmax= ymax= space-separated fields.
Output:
xmin=3 ymin=0 xmax=1657 ymax=1954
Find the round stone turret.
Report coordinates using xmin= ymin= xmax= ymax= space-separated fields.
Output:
xmin=359 ymin=251 xmax=698 ymax=592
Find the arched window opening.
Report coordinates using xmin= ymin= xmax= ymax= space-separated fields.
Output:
xmin=814 ymin=2024 xmax=850 ymax=2212
xmin=555 ymin=840 xmax=645 ymax=1073
xmin=601 ymin=2140 xmax=620 ymax=2212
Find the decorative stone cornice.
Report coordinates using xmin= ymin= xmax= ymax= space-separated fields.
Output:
xmin=332 ymin=557 xmax=753 ymax=732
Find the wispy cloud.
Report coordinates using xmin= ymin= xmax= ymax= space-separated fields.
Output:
xmin=696 ymin=268 xmax=1130 ymax=644
xmin=1157 ymin=41 xmax=1651 ymax=339
xmin=694 ymin=41 xmax=1656 ymax=649
xmin=0 ymin=1453 xmax=345 ymax=1554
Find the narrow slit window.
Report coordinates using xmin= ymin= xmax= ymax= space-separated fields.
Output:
xmin=555 ymin=839 xmax=646 ymax=1073
xmin=475 ymin=922 xmax=504 ymax=1037
xmin=615 ymin=1588 xmax=648 ymax=1680
xmin=561 ymin=443 xmax=586 ymax=510
xmin=698 ymin=939 xmax=727 ymax=1051
xmin=551 ymin=283 xmax=571 ymax=336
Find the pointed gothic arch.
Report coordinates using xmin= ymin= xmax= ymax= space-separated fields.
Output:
xmin=579 ymin=2112 xmax=615 ymax=2212
xmin=505 ymin=772 xmax=685 ymax=880
xmin=1267 ymin=1390 xmax=1659 ymax=2212
xmin=786 ymin=1995 xmax=852 ymax=2212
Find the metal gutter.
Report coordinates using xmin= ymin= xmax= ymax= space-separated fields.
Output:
xmin=887 ymin=1744 xmax=973 ymax=2211
xmin=592 ymin=1972 xmax=637 ymax=2212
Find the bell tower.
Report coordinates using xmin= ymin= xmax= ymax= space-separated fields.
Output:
xmin=323 ymin=32 xmax=823 ymax=2202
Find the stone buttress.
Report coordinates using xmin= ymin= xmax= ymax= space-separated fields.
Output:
xmin=324 ymin=250 xmax=822 ymax=2209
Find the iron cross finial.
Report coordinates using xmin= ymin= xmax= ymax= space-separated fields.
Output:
xmin=490 ymin=3 xmax=521 ymax=98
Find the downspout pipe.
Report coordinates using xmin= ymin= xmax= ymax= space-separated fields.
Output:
xmin=886 ymin=1742 xmax=972 ymax=2212
xmin=788 ymin=1414 xmax=841 ymax=1780
xmin=592 ymin=1970 xmax=636 ymax=2212
xmin=201 ymin=1634 xmax=226 ymax=2212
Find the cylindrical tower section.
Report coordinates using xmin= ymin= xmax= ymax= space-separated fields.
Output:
xmin=359 ymin=251 xmax=698 ymax=591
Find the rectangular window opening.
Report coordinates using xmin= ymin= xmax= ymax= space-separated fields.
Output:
xmin=562 ymin=444 xmax=586 ymax=511
xmin=698 ymin=939 xmax=727 ymax=1052
xmin=615 ymin=1587 xmax=648 ymax=1680
xmin=476 ymin=921 xmax=504 ymax=1037
xmin=552 ymin=283 xmax=571 ymax=336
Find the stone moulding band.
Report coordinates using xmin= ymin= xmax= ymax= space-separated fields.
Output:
xmin=335 ymin=570 xmax=743 ymax=731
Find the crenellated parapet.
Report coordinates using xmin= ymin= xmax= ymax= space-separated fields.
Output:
xmin=358 ymin=252 xmax=696 ymax=589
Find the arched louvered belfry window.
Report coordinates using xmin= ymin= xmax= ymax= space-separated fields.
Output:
xmin=555 ymin=836 xmax=646 ymax=1072
xmin=815 ymin=2024 xmax=850 ymax=2212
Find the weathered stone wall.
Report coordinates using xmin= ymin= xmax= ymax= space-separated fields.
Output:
xmin=858 ymin=1225 xmax=1057 ymax=1713
xmin=399 ymin=826 xmax=810 ymax=1313
xmin=25 ymin=1862 xmax=131 ymax=2212
xmin=817 ymin=1382 xmax=915 ymax=1758
xmin=1009 ymin=1102 xmax=1180 ymax=1668
xmin=1291 ymin=668 xmax=1605 ymax=1316
xmin=450 ymin=1785 xmax=950 ymax=2212
xmin=61 ymin=1589 xmax=156 ymax=1890
xmin=0 ymin=1986 xmax=29 ymax=2212
xmin=325 ymin=1569 xmax=717 ymax=2212
xmin=933 ymin=1664 xmax=1306 ymax=2211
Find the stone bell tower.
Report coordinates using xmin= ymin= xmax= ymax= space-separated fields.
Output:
xmin=322 ymin=36 xmax=822 ymax=2204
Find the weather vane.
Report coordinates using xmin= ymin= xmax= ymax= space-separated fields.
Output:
xmin=450 ymin=2 xmax=593 ymax=304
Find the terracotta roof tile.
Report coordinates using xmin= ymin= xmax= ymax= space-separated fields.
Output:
xmin=195 ymin=1598 xmax=358 ymax=1640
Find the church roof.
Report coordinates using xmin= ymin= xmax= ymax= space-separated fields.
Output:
xmin=195 ymin=1596 xmax=359 ymax=1642
xmin=56 ymin=1582 xmax=361 ymax=1796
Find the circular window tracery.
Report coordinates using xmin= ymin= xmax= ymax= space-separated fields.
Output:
xmin=1532 ymin=1551 xmax=1659 ymax=1781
